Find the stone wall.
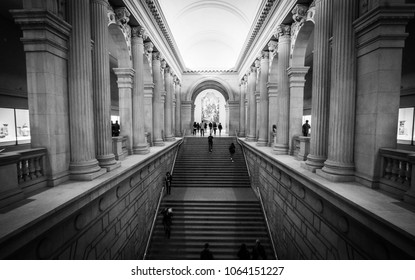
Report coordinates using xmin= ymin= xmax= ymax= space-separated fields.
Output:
xmin=242 ymin=142 xmax=415 ymax=259
xmin=0 ymin=144 xmax=178 ymax=260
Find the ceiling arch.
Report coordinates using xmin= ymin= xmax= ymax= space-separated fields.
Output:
xmin=187 ymin=77 xmax=235 ymax=102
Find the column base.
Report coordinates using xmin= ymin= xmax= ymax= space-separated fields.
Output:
xmin=69 ymin=159 xmax=107 ymax=181
xmin=273 ymin=144 xmax=289 ymax=155
xmin=238 ymin=130 xmax=245 ymax=137
xmin=133 ymin=143 xmax=150 ymax=154
xmin=256 ymin=139 xmax=268 ymax=146
xmin=97 ymin=154 xmax=120 ymax=171
xmin=303 ymin=154 xmax=326 ymax=173
xmin=153 ymin=139 xmax=165 ymax=146
xmin=165 ymin=135 xmax=175 ymax=142
xmin=316 ymin=160 xmax=355 ymax=182
xmin=246 ymin=135 xmax=256 ymax=142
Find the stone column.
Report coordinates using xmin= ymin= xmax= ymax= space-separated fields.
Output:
xmin=131 ymin=26 xmax=150 ymax=154
xmin=11 ymin=8 xmax=71 ymax=186
xmin=244 ymin=81 xmax=249 ymax=139
xmin=303 ymin=0 xmax=333 ymax=172
xmin=255 ymin=59 xmax=261 ymax=140
xmin=273 ymin=24 xmax=291 ymax=155
xmin=152 ymin=52 xmax=164 ymax=146
xmin=268 ymin=40 xmax=279 ymax=147
xmin=257 ymin=51 xmax=270 ymax=146
xmin=181 ymin=101 xmax=192 ymax=135
xmin=144 ymin=42 xmax=154 ymax=145
xmin=164 ymin=67 xmax=174 ymax=141
xmin=175 ymin=79 xmax=182 ymax=136
xmin=91 ymin=0 xmax=119 ymax=171
xmin=113 ymin=68 xmax=134 ymax=154
xmin=239 ymin=76 xmax=246 ymax=137
xmin=317 ymin=0 xmax=358 ymax=182
xmin=287 ymin=66 xmax=309 ymax=154
xmin=67 ymin=0 xmax=105 ymax=180
xmin=246 ymin=66 xmax=257 ymax=141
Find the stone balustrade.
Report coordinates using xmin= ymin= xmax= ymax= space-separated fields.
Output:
xmin=379 ymin=148 xmax=413 ymax=202
xmin=17 ymin=148 xmax=47 ymax=189
xmin=112 ymin=136 xmax=128 ymax=160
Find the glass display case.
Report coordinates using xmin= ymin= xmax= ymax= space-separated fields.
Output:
xmin=397 ymin=107 xmax=414 ymax=144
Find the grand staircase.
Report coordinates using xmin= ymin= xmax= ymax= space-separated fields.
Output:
xmin=146 ymin=136 xmax=275 ymax=260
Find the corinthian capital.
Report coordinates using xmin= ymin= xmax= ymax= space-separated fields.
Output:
xmin=131 ymin=26 xmax=148 ymax=40
xmin=152 ymin=51 xmax=161 ymax=61
xmin=254 ymin=59 xmax=260 ymax=68
xmin=261 ymin=51 xmax=269 ymax=60
xmin=161 ymin=59 xmax=167 ymax=69
xmin=115 ymin=7 xmax=130 ymax=25
xmin=165 ymin=66 xmax=171 ymax=74
xmin=144 ymin=42 xmax=154 ymax=53
xmin=250 ymin=65 xmax=256 ymax=73
xmin=275 ymin=24 xmax=291 ymax=39
xmin=268 ymin=40 xmax=278 ymax=53
xmin=292 ymin=4 xmax=308 ymax=22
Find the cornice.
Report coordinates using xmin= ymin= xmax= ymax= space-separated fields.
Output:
xmin=183 ymin=69 xmax=238 ymax=74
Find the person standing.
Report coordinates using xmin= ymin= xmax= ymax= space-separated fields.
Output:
xmin=251 ymin=239 xmax=267 ymax=260
xmin=161 ymin=207 xmax=173 ymax=239
xmin=200 ymin=243 xmax=214 ymax=259
xmin=114 ymin=120 xmax=120 ymax=136
xmin=200 ymin=121 xmax=205 ymax=137
xmin=229 ymin=142 xmax=236 ymax=162
xmin=208 ymin=133 xmax=213 ymax=152
xmin=218 ymin=123 xmax=223 ymax=136
xmin=237 ymin=243 xmax=251 ymax=259
xmin=165 ymin=171 xmax=172 ymax=195
xmin=213 ymin=122 xmax=217 ymax=135
xmin=302 ymin=120 xmax=311 ymax=136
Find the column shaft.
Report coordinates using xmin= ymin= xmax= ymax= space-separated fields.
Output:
xmin=239 ymin=79 xmax=246 ymax=137
xmin=247 ymin=67 xmax=257 ymax=141
xmin=257 ymin=52 xmax=270 ymax=146
xmin=318 ymin=0 xmax=358 ymax=181
xmin=304 ymin=0 xmax=333 ymax=172
xmin=152 ymin=53 xmax=164 ymax=146
xmin=131 ymin=28 xmax=149 ymax=154
xmin=164 ymin=69 xmax=174 ymax=141
xmin=67 ymin=0 xmax=104 ymax=180
xmin=91 ymin=0 xmax=119 ymax=170
xmin=175 ymin=82 xmax=182 ymax=136
xmin=273 ymin=26 xmax=291 ymax=154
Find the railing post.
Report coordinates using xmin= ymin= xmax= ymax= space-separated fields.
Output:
xmin=404 ymin=155 xmax=415 ymax=205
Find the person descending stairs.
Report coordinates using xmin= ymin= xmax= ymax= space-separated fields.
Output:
xmin=146 ymin=136 xmax=275 ymax=259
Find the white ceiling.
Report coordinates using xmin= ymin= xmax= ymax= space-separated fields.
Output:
xmin=158 ymin=0 xmax=262 ymax=71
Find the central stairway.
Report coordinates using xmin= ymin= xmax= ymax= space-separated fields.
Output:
xmin=146 ymin=136 xmax=275 ymax=260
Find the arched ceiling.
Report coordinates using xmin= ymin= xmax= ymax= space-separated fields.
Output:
xmin=158 ymin=0 xmax=261 ymax=71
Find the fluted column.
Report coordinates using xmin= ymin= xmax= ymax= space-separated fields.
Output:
xmin=246 ymin=66 xmax=257 ymax=141
xmin=273 ymin=24 xmax=291 ymax=155
xmin=67 ymin=0 xmax=105 ymax=180
xmin=244 ymin=81 xmax=249 ymax=138
xmin=257 ymin=51 xmax=270 ymax=146
xmin=303 ymin=0 xmax=333 ymax=172
xmin=144 ymin=42 xmax=154 ymax=145
xmin=113 ymin=68 xmax=134 ymax=154
xmin=175 ymin=79 xmax=182 ymax=136
xmin=131 ymin=26 xmax=149 ymax=154
xmin=317 ymin=0 xmax=358 ymax=181
xmin=238 ymin=76 xmax=246 ymax=137
xmin=164 ymin=67 xmax=174 ymax=141
xmin=91 ymin=0 xmax=119 ymax=171
xmin=152 ymin=52 xmax=164 ymax=146
xmin=288 ymin=66 xmax=309 ymax=154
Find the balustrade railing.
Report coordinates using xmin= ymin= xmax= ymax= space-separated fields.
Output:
xmin=379 ymin=148 xmax=413 ymax=200
xmin=17 ymin=148 xmax=47 ymax=189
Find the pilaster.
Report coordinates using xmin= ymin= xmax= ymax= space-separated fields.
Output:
xmin=287 ymin=66 xmax=309 ymax=155
xmin=113 ymin=68 xmax=135 ymax=155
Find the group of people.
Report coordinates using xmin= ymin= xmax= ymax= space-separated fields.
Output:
xmin=200 ymin=239 xmax=267 ymax=260
xmin=193 ymin=121 xmax=223 ymax=136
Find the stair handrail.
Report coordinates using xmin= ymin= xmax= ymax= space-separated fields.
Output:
xmin=143 ymin=138 xmax=184 ymax=259
xmin=143 ymin=186 xmax=164 ymax=260
xmin=236 ymin=134 xmax=251 ymax=178
xmin=257 ymin=186 xmax=279 ymax=260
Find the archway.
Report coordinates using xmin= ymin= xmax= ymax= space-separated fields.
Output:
xmin=185 ymin=77 xmax=238 ymax=136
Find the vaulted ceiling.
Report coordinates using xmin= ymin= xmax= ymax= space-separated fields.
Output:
xmin=158 ymin=0 xmax=261 ymax=71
